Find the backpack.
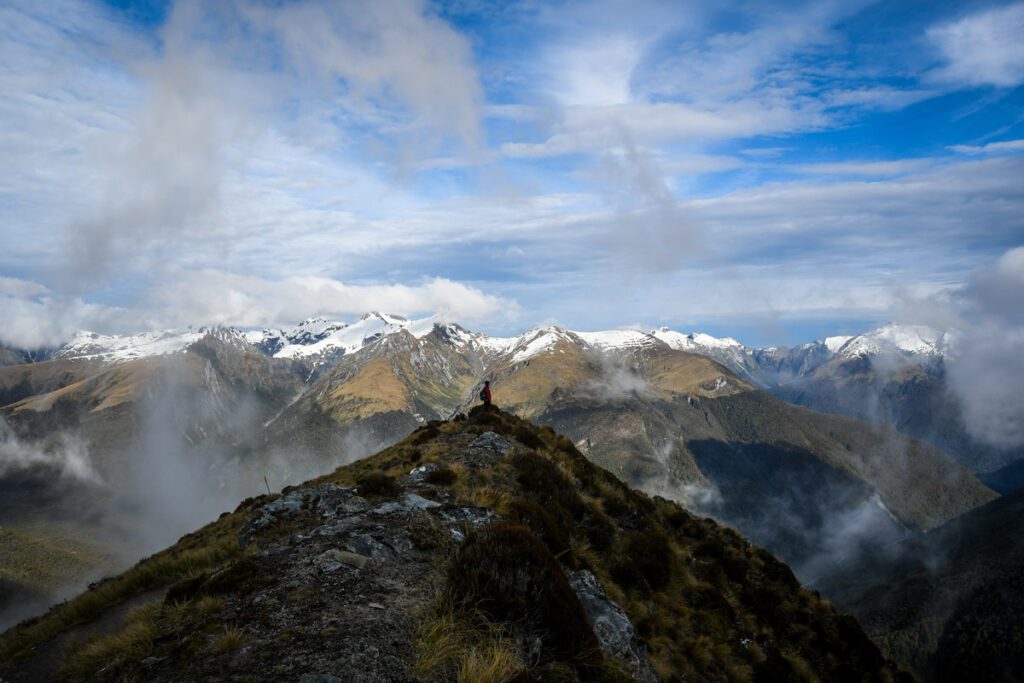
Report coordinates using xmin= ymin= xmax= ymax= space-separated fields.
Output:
xmin=479 ymin=388 xmax=487 ymax=401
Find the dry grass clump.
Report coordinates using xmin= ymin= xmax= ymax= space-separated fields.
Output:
xmin=211 ymin=625 xmax=246 ymax=654
xmin=59 ymin=602 xmax=162 ymax=681
xmin=414 ymin=607 xmax=527 ymax=683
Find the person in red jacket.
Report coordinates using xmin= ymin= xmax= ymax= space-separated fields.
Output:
xmin=479 ymin=380 xmax=492 ymax=409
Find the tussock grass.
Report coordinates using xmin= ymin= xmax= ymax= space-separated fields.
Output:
xmin=59 ymin=602 xmax=162 ymax=681
xmin=413 ymin=603 xmax=526 ymax=683
xmin=211 ymin=625 xmax=246 ymax=654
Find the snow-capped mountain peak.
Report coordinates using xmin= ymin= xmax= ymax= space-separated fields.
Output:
xmin=55 ymin=327 xmax=230 ymax=363
xmin=823 ymin=336 xmax=853 ymax=353
xmin=651 ymin=328 xmax=746 ymax=351
xmin=835 ymin=324 xmax=951 ymax=359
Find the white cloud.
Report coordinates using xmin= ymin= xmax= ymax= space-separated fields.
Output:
xmin=0 ymin=291 xmax=133 ymax=350
xmin=0 ymin=270 xmax=515 ymax=348
xmin=501 ymin=101 xmax=814 ymax=158
xmin=929 ymin=3 xmax=1024 ymax=87
xmin=1 ymin=0 xmax=488 ymax=293
xmin=152 ymin=271 xmax=514 ymax=328
xmin=792 ymin=159 xmax=934 ymax=177
xmin=949 ymin=139 xmax=1024 ymax=154
xmin=0 ymin=417 xmax=102 ymax=484
xmin=895 ymin=247 xmax=1024 ymax=448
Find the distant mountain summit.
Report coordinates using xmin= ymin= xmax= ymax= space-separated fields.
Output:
xmin=5 ymin=316 xmax=1014 ymax=473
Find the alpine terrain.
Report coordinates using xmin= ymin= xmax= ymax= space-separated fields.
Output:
xmin=0 ymin=408 xmax=911 ymax=682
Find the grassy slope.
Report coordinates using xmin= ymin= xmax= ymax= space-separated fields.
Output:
xmin=1 ymin=409 xmax=910 ymax=682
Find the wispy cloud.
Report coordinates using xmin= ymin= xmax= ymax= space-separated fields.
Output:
xmin=1 ymin=0 xmax=1022 ymax=345
xmin=928 ymin=3 xmax=1024 ymax=87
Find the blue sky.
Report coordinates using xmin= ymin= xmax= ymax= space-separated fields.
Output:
xmin=1 ymin=0 xmax=1022 ymax=348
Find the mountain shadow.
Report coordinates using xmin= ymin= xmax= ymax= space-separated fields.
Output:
xmin=686 ymin=439 xmax=908 ymax=580
xmin=819 ymin=488 xmax=1024 ymax=682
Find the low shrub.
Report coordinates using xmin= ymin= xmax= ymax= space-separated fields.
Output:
xmin=447 ymin=522 xmax=602 ymax=673
xmin=612 ymin=529 xmax=673 ymax=593
xmin=512 ymin=425 xmax=544 ymax=450
xmin=356 ymin=472 xmax=401 ymax=498
xmin=425 ymin=466 xmax=458 ymax=486
xmin=505 ymin=498 xmax=572 ymax=562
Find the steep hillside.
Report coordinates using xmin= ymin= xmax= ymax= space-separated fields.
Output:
xmin=463 ymin=338 xmax=994 ymax=579
xmin=0 ymin=333 xmax=307 ymax=630
xmin=773 ymin=354 xmax=1021 ymax=473
xmin=0 ymin=409 xmax=910 ymax=682
xmin=818 ymin=489 xmax=1024 ymax=682
xmin=261 ymin=326 xmax=483 ymax=464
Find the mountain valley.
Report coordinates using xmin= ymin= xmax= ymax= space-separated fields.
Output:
xmin=0 ymin=314 xmax=1015 ymax=680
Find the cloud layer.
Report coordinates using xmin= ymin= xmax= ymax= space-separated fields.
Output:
xmin=1 ymin=0 xmax=1022 ymax=347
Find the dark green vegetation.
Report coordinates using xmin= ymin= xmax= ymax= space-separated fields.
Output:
xmin=819 ymin=488 xmax=1024 ymax=682
xmin=773 ymin=355 xmax=1022 ymax=474
xmin=0 ymin=409 xmax=910 ymax=682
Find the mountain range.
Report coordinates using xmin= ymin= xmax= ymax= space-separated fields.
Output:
xmin=1 ymin=313 xmax=1017 ymax=679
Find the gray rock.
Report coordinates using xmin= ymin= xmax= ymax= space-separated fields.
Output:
xmin=381 ymin=529 xmax=416 ymax=556
xmin=467 ymin=431 xmax=513 ymax=460
xmin=315 ymin=549 xmax=370 ymax=572
xmin=373 ymin=493 xmax=441 ymax=515
xmin=299 ymin=675 xmax=341 ymax=683
xmin=345 ymin=534 xmax=392 ymax=560
xmin=436 ymin=506 xmax=500 ymax=529
xmin=407 ymin=463 xmax=441 ymax=483
xmin=401 ymin=493 xmax=441 ymax=510
xmin=435 ymin=506 xmax=501 ymax=542
xmin=239 ymin=484 xmax=366 ymax=548
xmin=568 ymin=570 xmax=659 ymax=682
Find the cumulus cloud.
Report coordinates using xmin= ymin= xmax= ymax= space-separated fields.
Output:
xmin=928 ymin=3 xmax=1024 ymax=87
xmin=895 ymin=246 xmax=1024 ymax=448
xmin=153 ymin=271 xmax=512 ymax=328
xmin=0 ymin=280 xmax=134 ymax=349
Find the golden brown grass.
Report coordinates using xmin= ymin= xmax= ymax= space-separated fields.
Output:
xmin=59 ymin=602 xmax=162 ymax=681
xmin=211 ymin=625 xmax=246 ymax=654
xmin=413 ymin=603 xmax=526 ymax=683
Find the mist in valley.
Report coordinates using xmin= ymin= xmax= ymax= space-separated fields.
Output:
xmin=0 ymin=367 xmax=382 ymax=631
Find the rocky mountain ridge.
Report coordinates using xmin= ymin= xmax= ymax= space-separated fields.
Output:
xmin=0 ymin=409 xmax=911 ymax=682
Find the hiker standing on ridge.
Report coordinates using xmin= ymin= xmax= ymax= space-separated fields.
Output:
xmin=479 ymin=380 xmax=492 ymax=410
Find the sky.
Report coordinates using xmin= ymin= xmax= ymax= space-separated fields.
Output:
xmin=1 ymin=0 xmax=1022 ymax=348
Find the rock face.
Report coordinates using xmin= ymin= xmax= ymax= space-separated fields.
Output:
xmin=568 ymin=569 xmax=658 ymax=683
xmin=0 ymin=409 xmax=911 ymax=682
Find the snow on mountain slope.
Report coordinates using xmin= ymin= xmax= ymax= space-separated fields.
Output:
xmin=508 ymin=328 xmax=575 ymax=363
xmin=46 ymin=316 xmax=960 ymax=388
xmin=824 ymin=336 xmax=853 ymax=353
xmin=576 ymin=329 xmax=658 ymax=350
xmin=651 ymin=328 xmax=745 ymax=351
xmin=244 ymin=313 xmax=476 ymax=363
xmin=835 ymin=324 xmax=954 ymax=359
xmin=55 ymin=329 xmax=211 ymax=362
